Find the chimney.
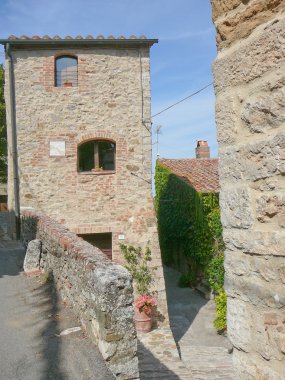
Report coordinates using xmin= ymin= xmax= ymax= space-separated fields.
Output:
xmin=196 ymin=140 xmax=210 ymax=159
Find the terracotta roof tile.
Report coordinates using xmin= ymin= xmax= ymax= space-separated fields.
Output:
xmin=7 ymin=35 xmax=152 ymax=41
xmin=159 ymin=158 xmax=219 ymax=193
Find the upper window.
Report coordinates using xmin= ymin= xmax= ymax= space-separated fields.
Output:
xmin=55 ymin=56 xmax=78 ymax=87
xmin=78 ymin=140 xmax=116 ymax=172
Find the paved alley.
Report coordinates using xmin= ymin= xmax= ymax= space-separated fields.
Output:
xmin=0 ymin=214 xmax=114 ymax=380
xmin=165 ymin=266 xmax=233 ymax=380
xmin=0 ymin=212 xmax=234 ymax=380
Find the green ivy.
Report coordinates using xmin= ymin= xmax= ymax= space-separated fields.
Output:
xmin=155 ymin=161 xmax=226 ymax=331
xmin=178 ymin=272 xmax=197 ymax=288
xmin=155 ymin=162 xmax=222 ymax=272
xmin=205 ymin=254 xmax=224 ymax=294
xmin=213 ymin=289 xmax=227 ymax=333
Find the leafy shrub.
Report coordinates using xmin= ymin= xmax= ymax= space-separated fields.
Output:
xmin=155 ymin=162 xmax=227 ymax=332
xmin=120 ymin=244 xmax=157 ymax=295
xmin=178 ymin=272 xmax=197 ymax=288
xmin=205 ymin=254 xmax=225 ymax=294
xmin=214 ymin=289 xmax=227 ymax=333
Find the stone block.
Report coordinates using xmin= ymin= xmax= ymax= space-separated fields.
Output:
xmin=223 ymin=228 xmax=285 ymax=256
xmin=219 ymin=132 xmax=285 ymax=184
xmin=213 ymin=17 xmax=285 ymax=93
xmin=241 ymin=77 xmax=285 ymax=134
xmin=218 ymin=146 xmax=243 ymax=184
xmin=215 ymin=0 xmax=285 ymax=49
xmin=219 ymin=187 xmax=253 ymax=228
xmin=211 ymin=0 xmax=246 ymax=21
xmin=224 ymin=250 xmax=250 ymax=277
xmin=98 ymin=339 xmax=117 ymax=360
xmin=233 ymin=349 xmax=285 ymax=379
xmin=264 ymin=312 xmax=278 ymax=325
xmin=256 ymin=192 xmax=285 ymax=226
xmin=227 ymin=297 xmax=252 ymax=352
xmin=225 ymin=273 xmax=285 ymax=307
xmin=215 ymin=93 xmax=239 ymax=145
xmin=23 ymin=239 xmax=42 ymax=273
xmin=109 ymin=357 xmax=139 ymax=380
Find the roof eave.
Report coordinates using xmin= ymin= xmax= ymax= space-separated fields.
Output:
xmin=0 ymin=39 xmax=158 ymax=48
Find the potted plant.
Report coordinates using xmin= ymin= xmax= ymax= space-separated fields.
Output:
xmin=120 ymin=244 xmax=157 ymax=333
xmin=92 ymin=166 xmax=103 ymax=172
xmin=134 ymin=294 xmax=157 ymax=332
xmin=63 ymin=79 xmax=72 ymax=87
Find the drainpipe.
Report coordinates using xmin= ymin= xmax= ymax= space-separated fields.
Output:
xmin=6 ymin=43 xmax=20 ymax=240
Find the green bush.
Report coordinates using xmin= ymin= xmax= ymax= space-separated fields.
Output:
xmin=155 ymin=162 xmax=227 ymax=332
xmin=205 ymin=254 xmax=224 ymax=294
xmin=120 ymin=244 xmax=157 ymax=295
xmin=178 ymin=272 xmax=197 ymax=288
xmin=214 ymin=289 xmax=227 ymax=333
xmin=155 ymin=162 xmax=223 ymax=272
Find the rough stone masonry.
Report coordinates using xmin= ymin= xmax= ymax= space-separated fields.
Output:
xmin=212 ymin=0 xmax=285 ymax=378
xmin=21 ymin=209 xmax=138 ymax=379
xmin=3 ymin=37 xmax=168 ymax=321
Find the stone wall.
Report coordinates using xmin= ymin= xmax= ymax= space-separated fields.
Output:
xmin=5 ymin=41 xmax=168 ymax=321
xmin=21 ymin=209 xmax=138 ymax=379
xmin=212 ymin=0 xmax=285 ymax=378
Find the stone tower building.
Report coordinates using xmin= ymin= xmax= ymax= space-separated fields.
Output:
xmin=1 ymin=36 xmax=167 ymax=315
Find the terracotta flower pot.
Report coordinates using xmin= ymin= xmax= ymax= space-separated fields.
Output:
xmin=63 ymin=82 xmax=72 ymax=87
xmin=135 ymin=307 xmax=152 ymax=333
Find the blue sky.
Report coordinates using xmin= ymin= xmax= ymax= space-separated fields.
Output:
xmin=0 ymin=0 xmax=217 ymax=160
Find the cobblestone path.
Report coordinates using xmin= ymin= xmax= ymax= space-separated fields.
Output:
xmin=138 ymin=328 xmax=194 ymax=379
xmin=137 ymin=266 xmax=233 ymax=379
xmin=165 ymin=266 xmax=234 ymax=380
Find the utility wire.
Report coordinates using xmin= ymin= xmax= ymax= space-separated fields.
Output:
xmin=151 ymin=82 xmax=213 ymax=119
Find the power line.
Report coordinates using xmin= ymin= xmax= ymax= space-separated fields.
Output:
xmin=151 ymin=82 xmax=213 ymax=119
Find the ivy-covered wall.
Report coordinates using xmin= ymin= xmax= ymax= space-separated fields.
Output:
xmin=155 ymin=161 xmax=226 ymax=331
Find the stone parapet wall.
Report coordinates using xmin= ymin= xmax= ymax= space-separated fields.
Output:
xmin=212 ymin=0 xmax=285 ymax=378
xmin=21 ymin=209 xmax=138 ymax=380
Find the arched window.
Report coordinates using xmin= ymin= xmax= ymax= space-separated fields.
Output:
xmin=55 ymin=56 xmax=78 ymax=87
xmin=78 ymin=140 xmax=116 ymax=172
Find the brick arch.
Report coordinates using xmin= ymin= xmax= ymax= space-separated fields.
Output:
xmin=77 ymin=131 xmax=124 ymax=145
xmin=54 ymin=52 xmax=78 ymax=60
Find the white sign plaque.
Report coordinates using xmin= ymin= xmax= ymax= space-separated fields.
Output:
xmin=118 ymin=234 xmax=125 ymax=240
xmin=49 ymin=141 xmax=66 ymax=157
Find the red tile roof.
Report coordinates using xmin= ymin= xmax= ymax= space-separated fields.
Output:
xmin=159 ymin=158 xmax=219 ymax=193
xmin=0 ymin=35 xmax=157 ymax=48
xmin=7 ymin=35 xmax=149 ymax=41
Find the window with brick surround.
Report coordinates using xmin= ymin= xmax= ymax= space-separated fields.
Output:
xmin=78 ymin=140 xmax=116 ymax=172
xmin=55 ymin=56 xmax=78 ymax=87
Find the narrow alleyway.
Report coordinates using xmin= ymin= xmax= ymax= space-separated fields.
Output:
xmin=0 ymin=213 xmax=114 ymax=380
xmin=164 ymin=266 xmax=233 ymax=380
xmin=0 ymin=212 xmax=234 ymax=379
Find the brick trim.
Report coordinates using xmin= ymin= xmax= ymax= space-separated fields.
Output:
xmin=77 ymin=131 xmax=125 ymax=145
xmin=70 ymin=225 xmax=112 ymax=234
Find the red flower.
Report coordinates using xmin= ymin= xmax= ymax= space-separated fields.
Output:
xmin=135 ymin=294 xmax=157 ymax=316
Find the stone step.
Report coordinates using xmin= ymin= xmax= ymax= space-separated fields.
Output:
xmin=180 ymin=346 xmax=233 ymax=380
